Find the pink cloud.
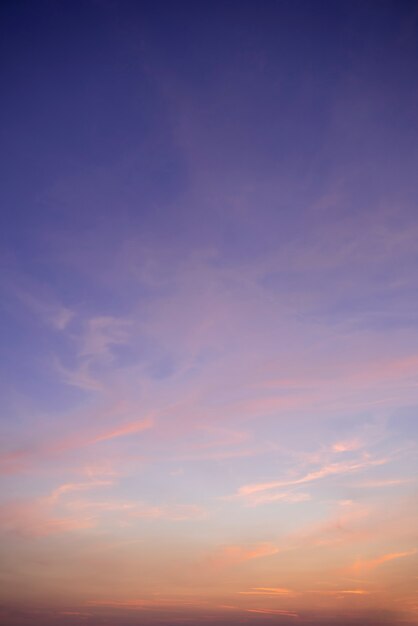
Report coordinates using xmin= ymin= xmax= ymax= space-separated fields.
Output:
xmin=352 ymin=478 xmax=415 ymax=488
xmin=0 ymin=415 xmax=154 ymax=477
xmin=92 ymin=417 xmax=154 ymax=443
xmin=332 ymin=439 xmax=363 ymax=453
xmin=49 ymin=480 xmax=115 ymax=501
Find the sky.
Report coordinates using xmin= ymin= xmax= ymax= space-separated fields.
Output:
xmin=1 ymin=1 xmax=418 ymax=625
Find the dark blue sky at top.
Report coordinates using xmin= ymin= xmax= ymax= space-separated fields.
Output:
xmin=1 ymin=0 xmax=417 ymax=255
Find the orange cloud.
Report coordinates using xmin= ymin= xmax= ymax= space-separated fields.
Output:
xmin=306 ymin=589 xmax=370 ymax=596
xmin=246 ymin=608 xmax=299 ymax=618
xmin=350 ymin=549 xmax=417 ymax=573
xmin=239 ymin=587 xmax=370 ymax=598
xmin=239 ymin=587 xmax=294 ymax=596
xmin=210 ymin=542 xmax=280 ymax=568
xmin=86 ymin=598 xmax=207 ymax=610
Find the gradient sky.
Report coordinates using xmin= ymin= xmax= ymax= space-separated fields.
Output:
xmin=1 ymin=1 xmax=418 ymax=625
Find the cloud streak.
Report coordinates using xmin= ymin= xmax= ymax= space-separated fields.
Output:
xmin=209 ymin=543 xmax=281 ymax=568
xmin=350 ymin=550 xmax=417 ymax=573
xmin=91 ymin=417 xmax=154 ymax=443
xmin=236 ymin=456 xmax=388 ymax=498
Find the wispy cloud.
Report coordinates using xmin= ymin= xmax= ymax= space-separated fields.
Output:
xmin=209 ymin=542 xmax=280 ymax=568
xmin=239 ymin=587 xmax=294 ymax=596
xmin=79 ymin=316 xmax=131 ymax=359
xmin=0 ymin=500 xmax=96 ymax=538
xmin=239 ymin=587 xmax=371 ymax=599
xmin=11 ymin=285 xmax=74 ymax=330
xmin=55 ymin=315 xmax=132 ymax=391
xmin=239 ymin=490 xmax=311 ymax=507
xmin=55 ymin=358 xmax=103 ymax=391
xmin=245 ymin=608 xmax=299 ymax=618
xmin=352 ymin=478 xmax=415 ymax=488
xmin=86 ymin=598 xmax=208 ymax=610
xmin=60 ymin=496 xmax=206 ymax=523
xmin=92 ymin=417 xmax=154 ymax=443
xmin=332 ymin=438 xmax=363 ymax=453
xmin=350 ymin=549 xmax=417 ymax=573
xmin=307 ymin=589 xmax=371 ymax=595
xmin=235 ymin=456 xmax=387 ymax=498
xmin=0 ymin=415 xmax=153 ymax=477
xmin=129 ymin=503 xmax=206 ymax=521
xmin=49 ymin=480 xmax=115 ymax=501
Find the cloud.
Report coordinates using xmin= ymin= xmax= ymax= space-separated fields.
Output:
xmin=79 ymin=316 xmax=131 ymax=359
xmin=239 ymin=587 xmax=294 ymax=596
xmin=332 ymin=439 xmax=363 ymax=453
xmin=236 ymin=456 xmax=387 ymax=498
xmin=55 ymin=359 xmax=103 ymax=391
xmin=129 ymin=504 xmax=206 ymax=521
xmin=0 ymin=414 xmax=153 ymax=478
xmin=306 ymin=589 xmax=371 ymax=596
xmin=238 ymin=586 xmax=370 ymax=600
xmin=66 ymin=500 xmax=137 ymax=513
xmin=62 ymin=498 xmax=206 ymax=523
xmin=59 ymin=611 xmax=93 ymax=617
xmin=245 ymin=608 xmax=299 ymax=618
xmin=85 ymin=597 xmax=209 ymax=610
xmin=0 ymin=501 xmax=95 ymax=538
xmin=49 ymin=480 xmax=115 ymax=501
xmin=209 ymin=542 xmax=280 ymax=568
xmin=239 ymin=490 xmax=311 ymax=507
xmin=55 ymin=315 xmax=132 ymax=391
xmin=50 ymin=307 xmax=74 ymax=330
xmin=350 ymin=549 xmax=417 ymax=573
xmin=352 ymin=478 xmax=415 ymax=488
xmin=11 ymin=285 xmax=74 ymax=330
xmin=92 ymin=417 xmax=154 ymax=443
xmin=271 ymin=501 xmax=373 ymax=555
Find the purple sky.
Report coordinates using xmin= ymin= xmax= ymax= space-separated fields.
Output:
xmin=1 ymin=2 xmax=418 ymax=625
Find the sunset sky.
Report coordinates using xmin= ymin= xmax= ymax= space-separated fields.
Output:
xmin=1 ymin=1 xmax=418 ymax=625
